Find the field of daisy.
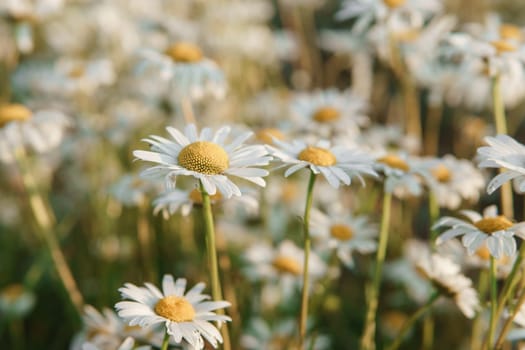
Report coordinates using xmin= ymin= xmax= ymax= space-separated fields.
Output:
xmin=4 ymin=0 xmax=525 ymax=349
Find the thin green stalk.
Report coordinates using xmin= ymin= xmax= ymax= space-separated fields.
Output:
xmin=386 ymin=293 xmax=440 ymax=350
xmin=491 ymin=74 xmax=513 ymax=219
xmin=199 ymin=181 xmax=231 ymax=350
xmin=494 ymin=245 xmax=525 ymax=326
xmin=161 ymin=331 xmax=170 ymax=350
xmin=488 ymin=256 xmax=498 ymax=350
xmin=360 ymin=190 xmax=393 ymax=350
xmin=495 ymin=281 xmax=525 ymax=349
xmin=428 ymin=190 xmax=440 ymax=248
xmin=421 ymin=316 xmax=434 ymax=350
xmin=298 ymin=172 xmax=317 ymax=350
xmin=471 ymin=269 xmax=490 ymax=350
xmin=15 ymin=147 xmax=83 ymax=316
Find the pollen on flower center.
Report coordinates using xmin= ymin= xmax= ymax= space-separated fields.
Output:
xmin=0 ymin=104 xmax=32 ymax=128
xmin=272 ymin=256 xmax=301 ymax=275
xmin=165 ymin=42 xmax=203 ymax=63
xmin=474 ymin=216 xmax=513 ymax=234
xmin=312 ymin=106 xmax=341 ymax=123
xmin=431 ymin=164 xmax=452 ymax=183
xmin=178 ymin=141 xmax=229 ymax=175
xmin=154 ymin=295 xmax=196 ymax=322
xmin=330 ymin=224 xmax=354 ymax=241
xmin=500 ymin=24 xmax=522 ymax=41
xmin=189 ymin=188 xmax=222 ymax=204
xmin=298 ymin=146 xmax=336 ymax=167
xmin=377 ymin=155 xmax=409 ymax=171
xmin=256 ymin=128 xmax=285 ymax=144
xmin=384 ymin=0 xmax=406 ymax=8
xmin=491 ymin=40 xmax=517 ymax=53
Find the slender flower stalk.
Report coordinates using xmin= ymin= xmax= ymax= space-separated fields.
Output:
xmin=386 ymin=293 xmax=440 ymax=350
xmin=360 ymin=190 xmax=392 ymax=350
xmin=471 ymin=270 xmax=489 ymax=350
xmin=491 ymin=74 xmax=513 ymax=219
xmin=200 ymin=180 xmax=232 ymax=350
xmin=487 ymin=257 xmax=498 ymax=350
xmin=495 ymin=246 xmax=525 ymax=321
xmin=495 ymin=279 xmax=525 ymax=349
xmin=298 ymin=172 xmax=317 ymax=349
xmin=14 ymin=147 xmax=83 ymax=316
xmin=160 ymin=331 xmax=170 ymax=350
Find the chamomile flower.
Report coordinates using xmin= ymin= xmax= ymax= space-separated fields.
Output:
xmin=336 ymin=0 xmax=442 ymax=34
xmin=309 ymin=207 xmax=377 ymax=268
xmin=416 ymin=253 xmax=479 ymax=318
xmin=139 ymin=42 xmax=226 ymax=101
xmin=0 ymin=103 xmax=70 ymax=163
xmin=374 ymin=152 xmax=431 ymax=197
xmin=115 ymin=275 xmax=231 ymax=350
xmin=268 ymin=139 xmax=377 ymax=188
xmin=290 ymin=89 xmax=369 ymax=138
xmin=477 ymin=135 xmax=525 ymax=194
xmin=133 ymin=124 xmax=272 ymax=198
xmin=433 ymin=205 xmax=525 ymax=258
xmin=419 ymin=155 xmax=484 ymax=209
xmin=0 ymin=284 xmax=35 ymax=319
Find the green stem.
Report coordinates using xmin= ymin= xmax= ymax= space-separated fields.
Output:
xmin=491 ymin=74 xmax=513 ymax=219
xmin=495 ymin=280 xmax=525 ymax=349
xmin=161 ymin=330 xmax=170 ymax=350
xmin=386 ymin=293 xmax=440 ymax=350
xmin=495 ymin=245 xmax=525 ymax=321
xmin=199 ymin=181 xmax=231 ymax=350
xmin=471 ymin=269 xmax=490 ymax=350
xmin=488 ymin=256 xmax=498 ymax=350
xmin=15 ymin=147 xmax=83 ymax=316
xmin=360 ymin=191 xmax=393 ymax=350
xmin=298 ymin=172 xmax=317 ymax=350
xmin=428 ymin=190 xmax=440 ymax=248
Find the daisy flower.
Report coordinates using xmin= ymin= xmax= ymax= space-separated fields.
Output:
xmin=477 ymin=134 xmax=525 ymax=194
xmin=416 ymin=253 xmax=479 ymax=318
xmin=419 ymin=155 xmax=485 ymax=209
xmin=133 ymin=124 xmax=272 ymax=198
xmin=309 ymin=207 xmax=377 ymax=268
xmin=0 ymin=103 xmax=70 ymax=163
xmin=374 ymin=152 xmax=431 ymax=197
xmin=115 ymin=275 xmax=231 ymax=350
xmin=268 ymin=139 xmax=377 ymax=188
xmin=433 ymin=205 xmax=525 ymax=258
xmin=139 ymin=42 xmax=226 ymax=101
xmin=289 ymin=89 xmax=369 ymax=138
xmin=336 ymin=0 xmax=442 ymax=34
xmin=0 ymin=284 xmax=35 ymax=319
xmin=153 ymin=188 xmax=258 ymax=218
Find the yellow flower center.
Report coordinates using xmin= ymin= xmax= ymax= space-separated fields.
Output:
xmin=312 ymin=106 xmax=341 ymax=123
xmin=384 ymin=0 xmax=406 ymax=8
xmin=0 ymin=284 xmax=24 ymax=302
xmin=178 ymin=141 xmax=229 ymax=175
xmin=431 ymin=164 xmax=452 ymax=183
xmin=330 ymin=224 xmax=354 ymax=241
xmin=377 ymin=155 xmax=409 ymax=171
xmin=491 ymin=40 xmax=517 ymax=53
xmin=474 ymin=216 xmax=513 ymax=234
xmin=476 ymin=246 xmax=511 ymax=265
xmin=68 ymin=65 xmax=86 ymax=78
xmin=0 ymin=104 xmax=32 ymax=128
xmin=165 ymin=42 xmax=203 ymax=63
xmin=500 ymin=24 xmax=522 ymax=41
xmin=256 ymin=128 xmax=285 ymax=144
xmin=189 ymin=188 xmax=222 ymax=204
xmin=154 ymin=296 xmax=196 ymax=322
xmin=298 ymin=146 xmax=336 ymax=167
xmin=272 ymin=256 xmax=301 ymax=275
